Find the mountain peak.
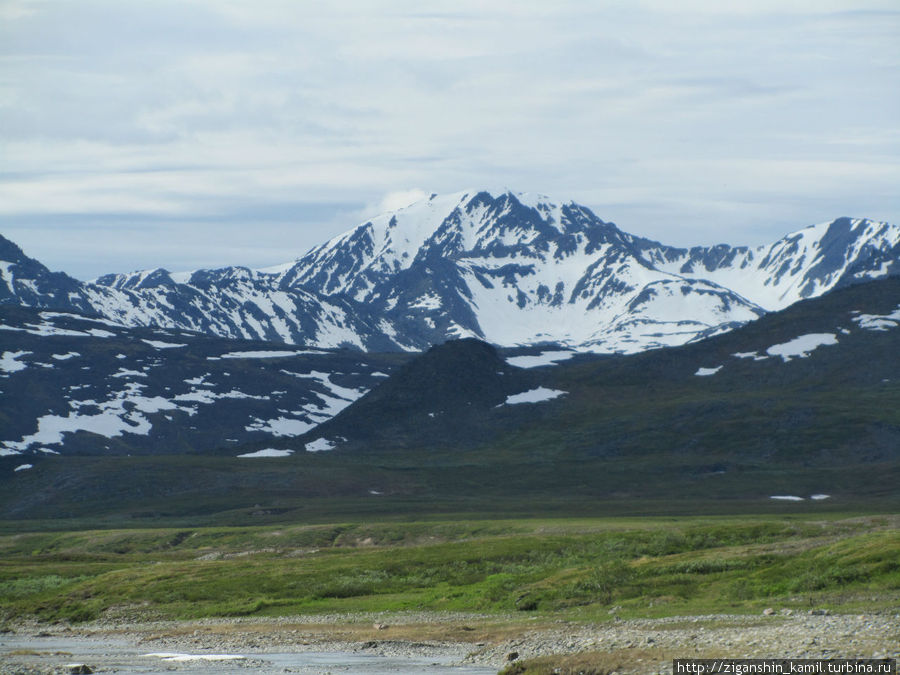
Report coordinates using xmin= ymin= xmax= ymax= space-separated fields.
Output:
xmin=94 ymin=268 xmax=176 ymax=291
xmin=0 ymin=234 xmax=89 ymax=311
xmin=2 ymin=191 xmax=897 ymax=354
xmin=0 ymin=233 xmax=31 ymax=266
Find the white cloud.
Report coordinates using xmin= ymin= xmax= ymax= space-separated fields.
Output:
xmin=0 ymin=1 xmax=897 ymax=277
xmin=375 ymin=189 xmax=429 ymax=214
xmin=0 ymin=0 xmax=37 ymax=21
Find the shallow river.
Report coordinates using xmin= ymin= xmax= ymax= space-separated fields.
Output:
xmin=0 ymin=634 xmax=498 ymax=674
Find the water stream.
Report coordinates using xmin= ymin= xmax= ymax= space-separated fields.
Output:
xmin=0 ymin=634 xmax=498 ymax=674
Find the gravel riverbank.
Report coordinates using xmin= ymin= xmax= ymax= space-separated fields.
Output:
xmin=2 ymin=610 xmax=898 ymax=674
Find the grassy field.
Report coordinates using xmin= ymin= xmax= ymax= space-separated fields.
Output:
xmin=1 ymin=513 xmax=898 ymax=625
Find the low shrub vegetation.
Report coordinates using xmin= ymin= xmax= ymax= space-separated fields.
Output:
xmin=0 ymin=515 xmax=897 ymax=624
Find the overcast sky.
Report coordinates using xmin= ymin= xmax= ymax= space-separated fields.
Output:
xmin=2 ymin=1 xmax=898 ymax=279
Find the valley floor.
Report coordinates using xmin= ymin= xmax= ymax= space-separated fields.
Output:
xmin=1 ymin=610 xmax=898 ymax=674
xmin=2 ymin=514 xmax=898 ymax=673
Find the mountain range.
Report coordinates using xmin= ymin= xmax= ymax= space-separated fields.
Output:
xmin=2 ymin=191 xmax=899 ymax=520
xmin=2 ymin=276 xmax=898 ymax=520
xmin=0 ymin=305 xmax=408 ymax=459
xmin=3 ymin=190 xmax=898 ymax=353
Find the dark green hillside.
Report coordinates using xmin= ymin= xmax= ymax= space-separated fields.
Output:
xmin=306 ymin=338 xmax=534 ymax=451
xmin=527 ymin=276 xmax=900 ymax=468
xmin=307 ymin=277 xmax=899 ymax=476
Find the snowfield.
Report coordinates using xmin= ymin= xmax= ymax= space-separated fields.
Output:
xmin=765 ymin=333 xmax=838 ymax=361
xmin=245 ymin=417 xmax=315 ymax=437
xmin=506 ymin=350 xmax=576 ymax=368
xmin=237 ymin=449 xmax=293 ymax=458
xmin=215 ymin=350 xmax=318 ymax=359
xmin=305 ymin=438 xmax=336 ymax=452
xmin=142 ymin=339 xmax=186 ymax=349
xmin=853 ymin=305 xmax=900 ymax=331
xmin=0 ymin=350 xmax=30 ymax=373
xmin=503 ymin=387 xmax=567 ymax=405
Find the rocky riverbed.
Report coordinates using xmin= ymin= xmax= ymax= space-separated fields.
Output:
xmin=1 ymin=610 xmax=898 ymax=674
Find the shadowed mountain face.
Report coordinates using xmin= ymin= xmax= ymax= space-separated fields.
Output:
xmin=296 ymin=277 xmax=900 ymax=471
xmin=0 ymin=306 xmax=409 ymax=458
xmin=2 ymin=191 xmax=898 ymax=353
xmin=0 ymin=236 xmax=92 ymax=313
xmin=4 ymin=278 xmax=896 ymax=463
xmin=1 ymin=278 xmax=898 ymax=520
xmin=305 ymin=338 xmax=534 ymax=451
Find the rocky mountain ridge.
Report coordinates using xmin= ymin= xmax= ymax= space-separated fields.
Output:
xmin=2 ymin=191 xmax=897 ymax=352
xmin=0 ymin=306 xmax=408 ymax=458
xmin=3 ymin=277 xmax=897 ymax=519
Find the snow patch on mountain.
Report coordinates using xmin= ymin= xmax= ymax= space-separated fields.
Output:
xmin=278 ymin=370 xmax=368 ymax=420
xmin=2 ymin=382 xmax=192 ymax=454
xmin=765 ymin=333 xmax=838 ymax=361
xmin=503 ymin=387 xmax=567 ymax=405
xmin=245 ymin=416 xmax=315 ymax=437
xmin=173 ymin=389 xmax=270 ymax=404
xmin=853 ymin=305 xmax=900 ymax=331
xmin=305 ymin=438 xmax=336 ymax=452
xmin=112 ymin=368 xmax=147 ymax=378
xmin=409 ymin=293 xmax=443 ymax=310
xmin=506 ymin=350 xmax=576 ymax=368
xmin=770 ymin=494 xmax=828 ymax=502
xmin=237 ymin=448 xmax=293 ymax=458
xmin=214 ymin=350 xmax=318 ymax=359
xmin=142 ymin=339 xmax=186 ymax=349
xmin=0 ymin=261 xmax=15 ymax=292
xmin=0 ymin=350 xmax=30 ymax=374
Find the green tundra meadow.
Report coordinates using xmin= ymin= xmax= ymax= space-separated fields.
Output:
xmin=2 ymin=514 xmax=897 ymax=626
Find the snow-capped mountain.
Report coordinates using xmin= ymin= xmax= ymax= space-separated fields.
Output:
xmin=0 ymin=305 xmax=405 ymax=458
xmin=276 ymin=191 xmax=767 ymax=351
xmin=85 ymin=265 xmax=399 ymax=351
xmin=0 ymin=236 xmax=94 ymax=313
xmin=2 ymin=190 xmax=898 ymax=352
xmin=273 ymin=190 xmax=898 ymax=351
xmin=639 ymin=216 xmax=900 ymax=310
xmin=4 ymin=278 xmax=898 ymax=520
xmin=0 ymin=236 xmax=397 ymax=351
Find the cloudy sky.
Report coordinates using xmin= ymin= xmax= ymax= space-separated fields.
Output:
xmin=2 ymin=1 xmax=898 ymax=279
